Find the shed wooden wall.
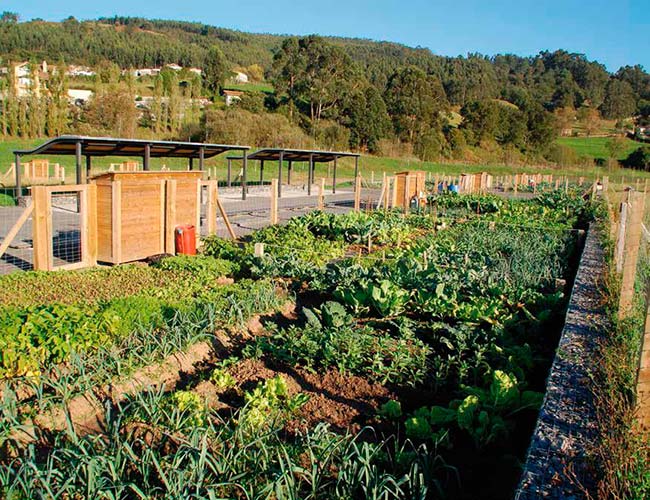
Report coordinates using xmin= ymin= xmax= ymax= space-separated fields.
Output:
xmin=93 ymin=171 xmax=202 ymax=264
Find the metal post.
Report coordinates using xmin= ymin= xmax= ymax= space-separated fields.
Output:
xmin=85 ymin=155 xmax=92 ymax=183
xmin=308 ymin=154 xmax=314 ymax=196
xmin=227 ymin=158 xmax=232 ymax=187
xmin=287 ymin=160 xmax=292 ymax=185
xmin=278 ymin=151 xmax=283 ymax=198
xmin=14 ymin=154 xmax=21 ymax=196
xmin=143 ymin=143 xmax=150 ymax=171
xmin=199 ymin=147 xmax=205 ymax=171
xmin=75 ymin=141 xmax=82 ymax=185
xmin=189 ymin=157 xmax=193 ymax=171
xmin=354 ymin=156 xmax=359 ymax=192
xmin=242 ymin=152 xmax=248 ymax=201
xmin=260 ymin=160 xmax=264 ymax=184
xmin=333 ymin=156 xmax=337 ymax=194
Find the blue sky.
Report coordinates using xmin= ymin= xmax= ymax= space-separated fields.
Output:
xmin=3 ymin=0 xmax=648 ymax=72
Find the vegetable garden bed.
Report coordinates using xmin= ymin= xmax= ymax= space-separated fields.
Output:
xmin=0 ymin=190 xmax=600 ymax=499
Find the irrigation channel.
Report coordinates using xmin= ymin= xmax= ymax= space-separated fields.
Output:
xmin=0 ymin=188 xmax=642 ymax=499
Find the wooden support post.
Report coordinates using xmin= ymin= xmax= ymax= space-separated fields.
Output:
xmin=318 ymin=178 xmax=325 ymax=210
xmin=165 ymin=180 xmax=177 ymax=254
xmin=84 ymin=184 xmax=98 ymax=267
xmin=354 ymin=175 xmax=361 ymax=212
xmin=619 ymin=192 xmax=645 ymax=319
xmin=216 ymin=197 xmax=236 ymax=239
xmin=206 ymin=181 xmax=218 ymax=235
xmin=270 ymin=178 xmax=278 ymax=225
xmin=32 ymin=186 xmax=52 ymax=271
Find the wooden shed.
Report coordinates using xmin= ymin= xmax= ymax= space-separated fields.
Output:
xmin=459 ymin=172 xmax=492 ymax=194
xmin=393 ymin=171 xmax=426 ymax=208
xmin=92 ymin=171 xmax=202 ymax=264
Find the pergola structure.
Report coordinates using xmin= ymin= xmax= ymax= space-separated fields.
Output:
xmin=228 ymin=148 xmax=360 ymax=200
xmin=13 ymin=135 xmax=250 ymax=193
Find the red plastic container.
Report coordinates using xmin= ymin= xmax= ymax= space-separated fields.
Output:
xmin=174 ymin=225 xmax=197 ymax=255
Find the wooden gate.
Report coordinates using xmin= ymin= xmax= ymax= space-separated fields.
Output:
xmin=0 ymin=185 xmax=97 ymax=272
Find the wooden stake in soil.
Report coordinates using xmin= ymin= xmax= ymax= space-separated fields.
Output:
xmin=318 ymin=178 xmax=325 ymax=210
xmin=270 ymin=178 xmax=279 ymax=224
xmin=254 ymin=242 xmax=265 ymax=257
xmin=354 ymin=176 xmax=362 ymax=212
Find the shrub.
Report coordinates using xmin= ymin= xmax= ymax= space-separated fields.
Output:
xmin=0 ymin=193 xmax=16 ymax=206
xmin=151 ymin=254 xmax=238 ymax=277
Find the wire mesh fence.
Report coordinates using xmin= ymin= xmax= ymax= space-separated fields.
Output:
xmin=199 ymin=175 xmax=380 ymax=240
xmin=0 ymin=186 xmax=33 ymax=274
xmin=50 ymin=191 xmax=82 ymax=268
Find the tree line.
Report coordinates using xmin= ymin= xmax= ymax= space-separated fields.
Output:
xmin=1 ymin=14 xmax=649 ymax=166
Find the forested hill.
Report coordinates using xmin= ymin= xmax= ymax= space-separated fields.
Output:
xmin=1 ymin=15 xmax=649 ymax=113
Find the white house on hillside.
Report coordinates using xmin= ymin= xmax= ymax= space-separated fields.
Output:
xmin=67 ymin=89 xmax=93 ymax=105
xmin=223 ymin=89 xmax=244 ymax=106
xmin=234 ymin=71 xmax=248 ymax=84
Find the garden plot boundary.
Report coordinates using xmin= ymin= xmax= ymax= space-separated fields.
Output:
xmin=515 ymin=225 xmax=608 ymax=499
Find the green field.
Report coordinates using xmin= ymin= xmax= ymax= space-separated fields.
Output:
xmin=555 ymin=136 xmax=642 ymax=161
xmin=223 ymin=82 xmax=275 ymax=93
xmin=2 ymin=136 xmax=649 ymax=188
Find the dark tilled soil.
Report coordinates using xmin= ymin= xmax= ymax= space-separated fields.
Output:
xmin=227 ymin=358 xmax=394 ymax=432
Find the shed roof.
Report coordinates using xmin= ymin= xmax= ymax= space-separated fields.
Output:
xmin=14 ymin=135 xmax=249 ymax=159
xmin=245 ymin=148 xmax=360 ymax=163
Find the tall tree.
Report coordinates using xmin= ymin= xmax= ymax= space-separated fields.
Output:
xmin=344 ymin=85 xmax=390 ymax=152
xmin=203 ymin=45 xmax=228 ymax=96
xmin=272 ymin=36 xmax=358 ymax=127
xmin=384 ymin=66 xmax=447 ymax=145
xmin=601 ymin=79 xmax=637 ymax=119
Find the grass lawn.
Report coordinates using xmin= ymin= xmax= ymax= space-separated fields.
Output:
xmin=556 ymin=136 xmax=642 ymax=161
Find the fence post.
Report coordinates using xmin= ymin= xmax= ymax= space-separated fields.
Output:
xmin=615 ymin=201 xmax=628 ymax=273
xmin=354 ymin=176 xmax=361 ymax=212
xmin=318 ymin=178 xmax=325 ymax=210
xmin=636 ymin=294 xmax=650 ymax=428
xmin=379 ymin=172 xmax=388 ymax=210
xmin=270 ymin=178 xmax=279 ymax=224
xmin=619 ymin=191 xmax=645 ymax=319
xmin=32 ymin=186 xmax=53 ymax=271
